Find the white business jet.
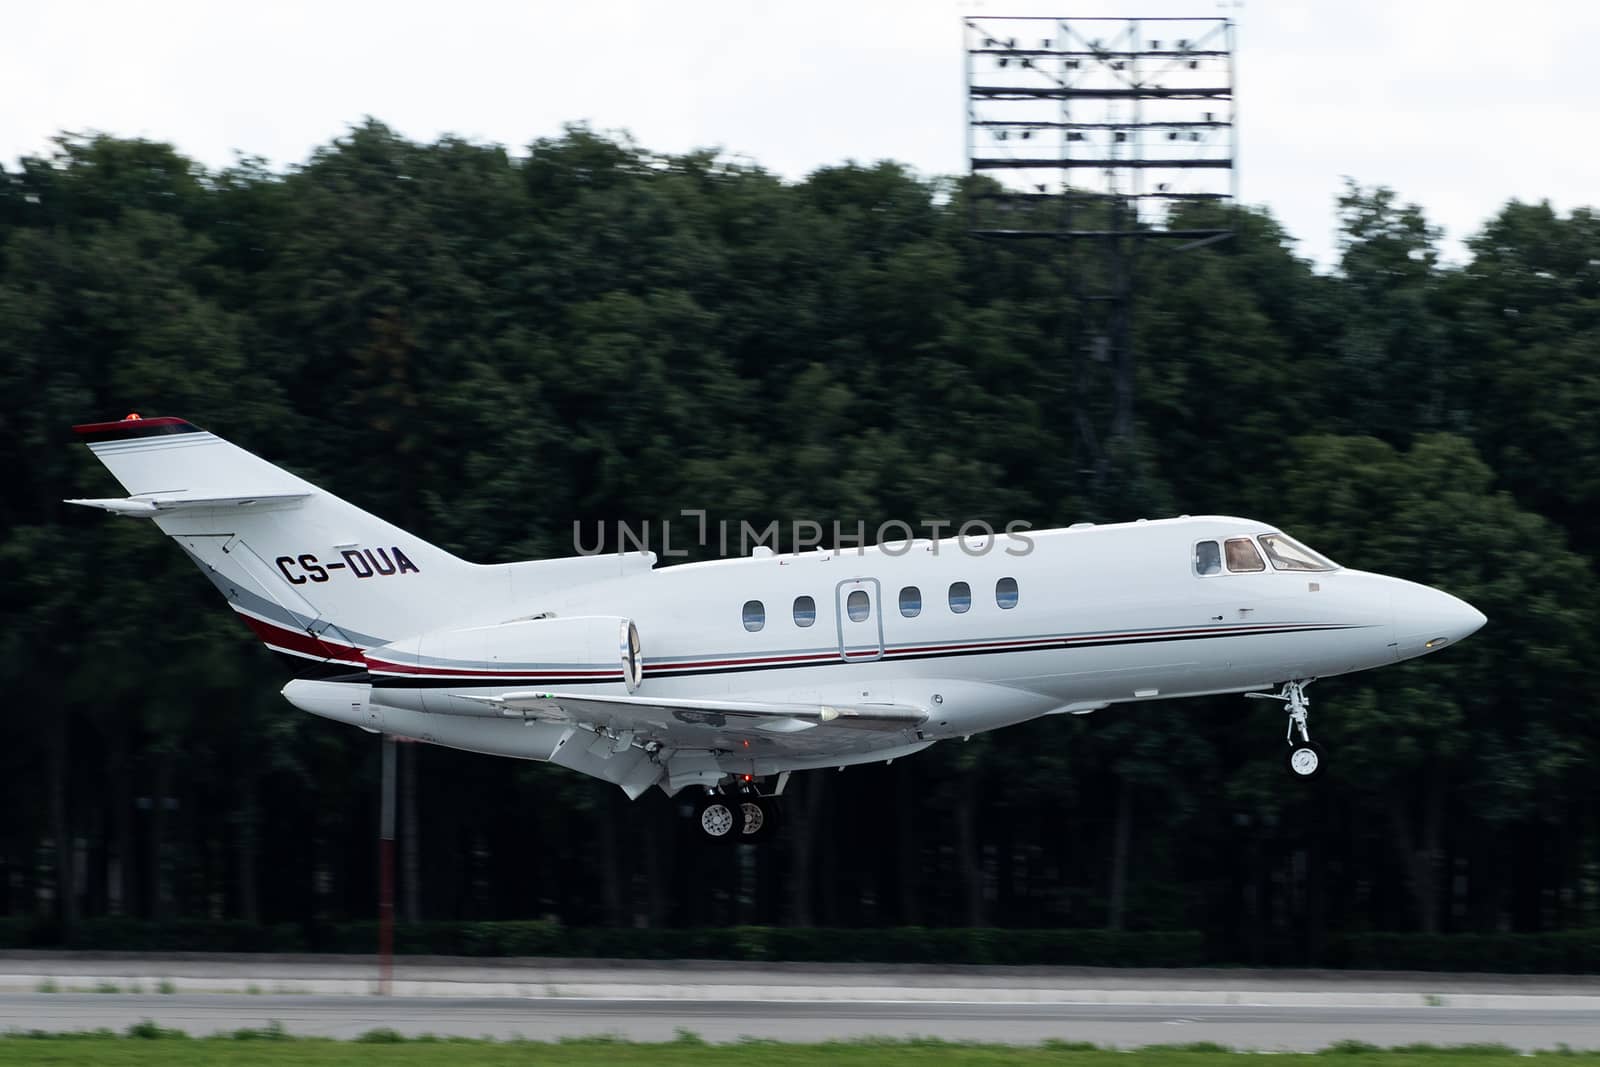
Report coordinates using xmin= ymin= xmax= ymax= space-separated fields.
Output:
xmin=69 ymin=416 xmax=1485 ymax=843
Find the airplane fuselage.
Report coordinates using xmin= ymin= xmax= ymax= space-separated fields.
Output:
xmin=68 ymin=417 xmax=1485 ymax=823
xmin=286 ymin=516 xmax=1481 ymax=791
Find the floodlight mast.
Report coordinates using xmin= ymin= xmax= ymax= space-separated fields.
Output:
xmin=964 ymin=16 xmax=1237 ymax=493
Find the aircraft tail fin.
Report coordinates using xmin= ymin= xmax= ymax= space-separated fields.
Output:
xmin=70 ymin=416 xmax=472 ymax=666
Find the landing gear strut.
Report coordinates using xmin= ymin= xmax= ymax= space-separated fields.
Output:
xmin=1247 ymin=679 xmax=1323 ymax=780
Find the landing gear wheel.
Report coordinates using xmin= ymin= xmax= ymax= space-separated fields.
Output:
xmin=1284 ymin=740 xmax=1324 ymax=779
xmin=694 ymin=794 xmax=743 ymax=842
xmin=737 ymin=797 xmax=780 ymax=843
xmin=1248 ymin=680 xmax=1324 ymax=781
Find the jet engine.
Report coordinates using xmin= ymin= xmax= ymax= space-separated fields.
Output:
xmin=367 ymin=614 xmax=644 ymax=701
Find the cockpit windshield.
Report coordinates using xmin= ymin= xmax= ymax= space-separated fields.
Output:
xmin=1259 ymin=533 xmax=1338 ymax=572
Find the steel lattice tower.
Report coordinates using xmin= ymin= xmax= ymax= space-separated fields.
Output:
xmin=964 ymin=16 xmax=1237 ymax=490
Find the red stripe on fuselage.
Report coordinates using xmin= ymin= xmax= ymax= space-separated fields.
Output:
xmin=365 ymin=660 xmax=623 ymax=679
xmin=239 ymin=613 xmax=1351 ymax=679
xmin=645 ymin=650 xmax=839 ymax=670
xmin=648 ymin=624 xmax=1343 ymax=673
xmin=237 ymin=613 xmax=368 ymax=664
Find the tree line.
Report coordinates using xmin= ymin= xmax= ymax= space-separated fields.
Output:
xmin=1 ymin=121 xmax=1596 ymax=962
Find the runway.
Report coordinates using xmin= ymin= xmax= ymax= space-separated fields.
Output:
xmin=5 ymin=993 xmax=1600 ymax=1049
xmin=2 ymin=957 xmax=1599 ymax=1050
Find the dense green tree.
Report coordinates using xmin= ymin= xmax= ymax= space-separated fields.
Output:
xmin=1268 ymin=433 xmax=1595 ymax=932
xmin=1 ymin=125 xmax=1595 ymax=955
xmin=1450 ymin=201 xmax=1600 ymax=556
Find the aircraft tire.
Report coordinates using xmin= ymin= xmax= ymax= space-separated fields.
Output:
xmin=1284 ymin=740 xmax=1325 ymax=780
xmin=694 ymin=794 xmax=744 ymax=843
xmin=737 ymin=797 xmax=780 ymax=843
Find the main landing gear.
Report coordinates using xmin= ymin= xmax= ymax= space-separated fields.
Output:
xmin=1246 ymin=679 xmax=1324 ymax=780
xmin=693 ymin=784 xmax=782 ymax=844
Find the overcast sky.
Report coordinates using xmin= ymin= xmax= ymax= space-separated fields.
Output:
xmin=5 ymin=0 xmax=1596 ymax=268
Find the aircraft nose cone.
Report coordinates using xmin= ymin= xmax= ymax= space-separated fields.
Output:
xmin=1458 ymin=602 xmax=1489 ymax=640
xmin=1392 ymin=582 xmax=1486 ymax=659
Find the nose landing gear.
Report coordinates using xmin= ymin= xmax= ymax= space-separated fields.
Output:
xmin=1247 ymin=679 xmax=1323 ymax=780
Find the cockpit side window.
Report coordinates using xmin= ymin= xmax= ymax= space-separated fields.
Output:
xmin=1259 ymin=532 xmax=1338 ymax=572
xmin=1194 ymin=540 xmax=1221 ymax=576
xmin=1225 ymin=537 xmax=1266 ymax=573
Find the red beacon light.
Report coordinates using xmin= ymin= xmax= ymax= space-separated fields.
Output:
xmin=123 ymin=412 xmax=142 ymax=421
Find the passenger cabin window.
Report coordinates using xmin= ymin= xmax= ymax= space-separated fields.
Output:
xmin=846 ymin=589 xmax=871 ymax=622
xmin=949 ymin=581 xmax=972 ymax=614
xmin=1225 ymin=538 xmax=1266 ymax=573
xmin=996 ymin=577 xmax=1019 ymax=609
xmin=1194 ymin=540 xmax=1221 ymax=576
xmin=742 ymin=599 xmax=766 ymax=632
xmin=1259 ymin=533 xmax=1338 ymax=572
xmin=899 ymin=586 xmax=921 ymax=618
xmin=793 ymin=595 xmax=816 ymax=627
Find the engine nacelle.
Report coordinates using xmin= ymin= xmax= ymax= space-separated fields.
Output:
xmin=368 ymin=615 xmax=643 ymax=693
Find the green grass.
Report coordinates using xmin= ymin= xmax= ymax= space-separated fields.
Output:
xmin=0 ymin=1028 xmax=1597 ymax=1066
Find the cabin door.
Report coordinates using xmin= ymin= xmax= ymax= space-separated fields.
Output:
xmin=834 ymin=577 xmax=885 ymax=662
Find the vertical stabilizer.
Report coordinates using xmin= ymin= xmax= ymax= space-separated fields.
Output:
xmin=70 ymin=416 xmax=478 ymax=664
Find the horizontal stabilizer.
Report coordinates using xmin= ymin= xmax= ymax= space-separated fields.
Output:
xmin=65 ymin=489 xmax=310 ymax=517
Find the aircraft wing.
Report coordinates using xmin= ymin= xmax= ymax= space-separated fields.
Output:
xmin=462 ymin=690 xmax=928 ymax=752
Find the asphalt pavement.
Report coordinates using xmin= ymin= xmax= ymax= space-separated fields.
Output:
xmin=1 ymin=955 xmax=1597 ymax=1050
